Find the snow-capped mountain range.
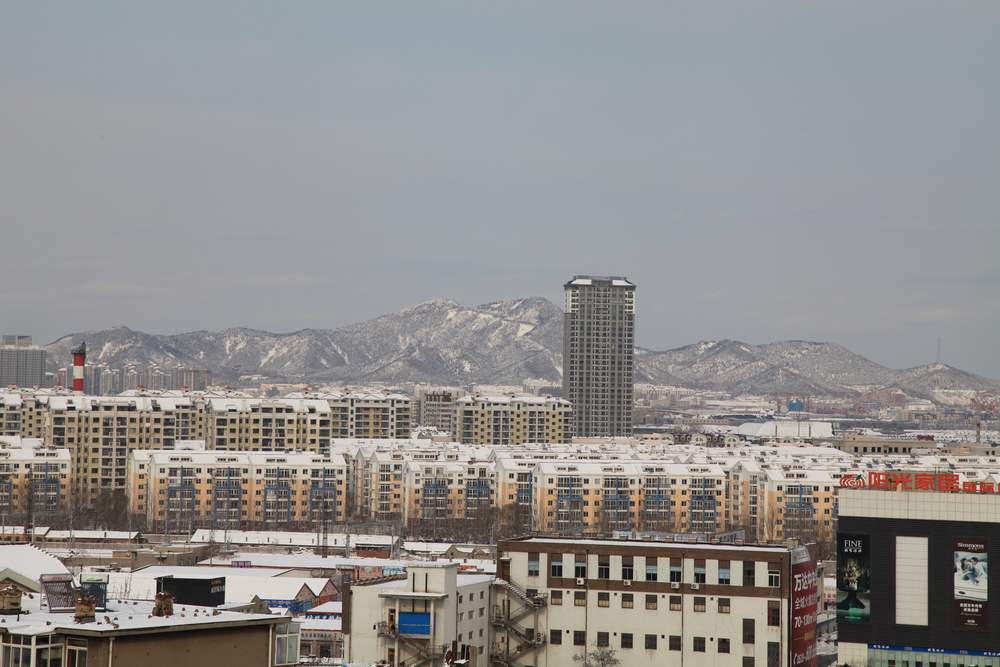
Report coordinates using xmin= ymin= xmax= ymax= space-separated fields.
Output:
xmin=45 ymin=296 xmax=999 ymax=399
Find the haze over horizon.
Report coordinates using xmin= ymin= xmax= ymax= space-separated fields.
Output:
xmin=3 ymin=3 xmax=998 ymax=376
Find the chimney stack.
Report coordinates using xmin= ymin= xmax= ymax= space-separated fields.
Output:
xmin=71 ymin=342 xmax=86 ymax=394
xmin=152 ymin=591 xmax=174 ymax=617
xmin=0 ymin=584 xmax=22 ymax=616
xmin=74 ymin=593 xmax=96 ymax=623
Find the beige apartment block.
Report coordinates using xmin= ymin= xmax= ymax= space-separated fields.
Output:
xmin=401 ymin=459 xmax=496 ymax=531
xmin=456 ymin=395 xmax=572 ymax=446
xmin=532 ymin=461 xmax=727 ymax=536
xmin=128 ymin=450 xmax=347 ymax=533
xmin=0 ymin=389 xmax=410 ymax=509
xmin=0 ymin=447 xmax=71 ymax=520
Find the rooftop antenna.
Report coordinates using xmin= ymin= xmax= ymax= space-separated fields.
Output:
xmin=936 ymin=337 xmax=942 ymax=364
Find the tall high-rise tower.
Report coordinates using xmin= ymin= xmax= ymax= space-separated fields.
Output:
xmin=562 ymin=275 xmax=636 ymax=437
xmin=0 ymin=335 xmax=46 ymax=388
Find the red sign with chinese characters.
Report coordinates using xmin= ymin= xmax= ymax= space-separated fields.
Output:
xmin=839 ymin=471 xmax=995 ymax=494
xmin=790 ymin=547 xmax=818 ymax=667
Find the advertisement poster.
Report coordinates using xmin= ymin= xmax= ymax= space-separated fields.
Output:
xmin=836 ymin=534 xmax=871 ymax=622
xmin=954 ymin=538 xmax=988 ymax=629
xmin=790 ymin=546 xmax=818 ymax=667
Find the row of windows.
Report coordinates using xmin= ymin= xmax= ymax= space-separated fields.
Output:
xmin=550 ymin=590 xmax=780 ymax=622
xmin=535 ymin=555 xmax=780 ymax=587
xmin=548 ymin=629 xmax=780 ymax=663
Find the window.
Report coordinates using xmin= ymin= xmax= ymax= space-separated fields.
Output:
xmin=694 ymin=559 xmax=706 ymax=584
xmin=597 ymin=632 xmax=609 ymax=647
xmin=694 ymin=637 xmax=706 ymax=652
xmin=621 ymin=633 xmax=633 ymax=649
xmin=598 ymin=592 xmax=610 ymax=608
xmin=670 ymin=560 xmax=682 ymax=583
xmin=551 ymin=554 xmax=564 ymax=577
xmin=768 ymin=565 xmax=780 ymax=588
xmin=719 ymin=559 xmax=731 ymax=585
xmin=550 ymin=629 xmax=562 ymax=645
xmin=574 ymin=591 xmax=586 ymax=607
xmin=646 ymin=562 xmax=658 ymax=582
xmin=719 ymin=597 xmax=731 ymax=614
xmin=645 ymin=594 xmax=657 ymax=610
xmin=694 ymin=596 xmax=706 ymax=612
xmin=744 ymin=658 xmax=756 ymax=667
xmin=669 ymin=595 xmax=681 ymax=611
xmin=575 ymin=554 xmax=588 ymax=579
xmin=645 ymin=634 xmax=657 ymax=650
xmin=621 ymin=593 xmax=634 ymax=609
xmin=669 ymin=635 xmax=681 ymax=651
xmin=767 ymin=641 xmax=780 ymax=667
xmin=598 ymin=555 xmax=610 ymax=579
xmin=527 ymin=552 xmax=539 ymax=577
xmin=275 ymin=623 xmax=301 ymax=665
xmin=622 ymin=555 xmax=634 ymax=581
xmin=66 ymin=638 xmax=88 ymax=667
xmin=743 ymin=561 xmax=756 ymax=586
xmin=719 ymin=638 xmax=731 ymax=654
xmin=24 ymin=636 xmax=65 ymax=667
xmin=743 ymin=618 xmax=755 ymax=644
xmin=550 ymin=590 xmax=562 ymax=605
xmin=574 ymin=631 xmax=586 ymax=646
xmin=768 ymin=600 xmax=780 ymax=626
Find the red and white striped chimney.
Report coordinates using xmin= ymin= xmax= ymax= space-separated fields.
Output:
xmin=71 ymin=342 xmax=86 ymax=394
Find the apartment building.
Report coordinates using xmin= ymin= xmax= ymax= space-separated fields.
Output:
xmin=562 ymin=276 xmax=636 ymax=438
xmin=0 ymin=392 xmax=48 ymax=438
xmin=401 ymin=459 xmax=496 ymax=534
xmin=456 ymin=395 xmax=572 ymax=446
xmin=494 ymin=536 xmax=817 ymax=667
xmin=413 ymin=386 xmax=464 ymax=435
xmin=756 ymin=469 xmax=840 ymax=547
xmin=128 ymin=450 xmax=348 ymax=533
xmin=43 ymin=394 xmax=205 ymax=507
xmin=343 ymin=562 xmax=494 ymax=667
xmin=0 ymin=336 xmax=46 ymax=389
xmin=0 ymin=389 xmax=410 ymax=509
xmin=532 ymin=461 xmax=727 ymax=536
xmin=0 ymin=447 xmax=71 ymax=519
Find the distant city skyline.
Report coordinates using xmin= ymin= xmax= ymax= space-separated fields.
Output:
xmin=2 ymin=3 xmax=998 ymax=377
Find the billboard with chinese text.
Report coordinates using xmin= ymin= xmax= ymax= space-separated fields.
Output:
xmin=954 ymin=538 xmax=988 ymax=630
xmin=790 ymin=546 xmax=817 ymax=667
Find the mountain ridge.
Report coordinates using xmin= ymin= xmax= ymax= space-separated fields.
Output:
xmin=44 ymin=297 xmax=1000 ymax=399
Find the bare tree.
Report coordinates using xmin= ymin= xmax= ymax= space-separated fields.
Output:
xmin=573 ymin=647 xmax=621 ymax=667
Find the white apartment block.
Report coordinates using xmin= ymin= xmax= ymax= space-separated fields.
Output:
xmin=414 ymin=386 xmax=465 ymax=435
xmin=343 ymin=562 xmax=494 ymax=667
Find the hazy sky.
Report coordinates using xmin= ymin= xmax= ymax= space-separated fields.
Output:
xmin=2 ymin=2 xmax=998 ymax=376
